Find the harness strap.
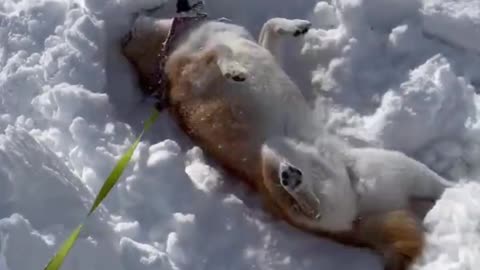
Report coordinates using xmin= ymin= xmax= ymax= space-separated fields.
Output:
xmin=148 ymin=1 xmax=208 ymax=111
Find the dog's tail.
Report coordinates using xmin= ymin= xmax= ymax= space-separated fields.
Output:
xmin=311 ymin=210 xmax=424 ymax=270
xmin=355 ymin=210 xmax=425 ymax=270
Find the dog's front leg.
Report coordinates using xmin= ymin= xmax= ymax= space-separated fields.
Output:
xmin=258 ymin=18 xmax=311 ymax=64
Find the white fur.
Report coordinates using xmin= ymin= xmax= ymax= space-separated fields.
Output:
xmin=345 ymin=147 xmax=455 ymax=214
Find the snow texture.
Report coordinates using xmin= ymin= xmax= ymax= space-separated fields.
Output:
xmin=0 ymin=0 xmax=479 ymax=270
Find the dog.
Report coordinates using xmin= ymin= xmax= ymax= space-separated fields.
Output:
xmin=121 ymin=10 xmax=440 ymax=269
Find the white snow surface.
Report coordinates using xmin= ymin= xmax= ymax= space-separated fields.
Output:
xmin=0 ymin=0 xmax=479 ymax=270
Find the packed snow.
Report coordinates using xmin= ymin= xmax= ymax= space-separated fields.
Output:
xmin=0 ymin=0 xmax=479 ymax=270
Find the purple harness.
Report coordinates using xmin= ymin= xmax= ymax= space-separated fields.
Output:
xmin=150 ymin=8 xmax=210 ymax=110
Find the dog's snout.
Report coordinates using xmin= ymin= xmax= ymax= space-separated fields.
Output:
xmin=292 ymin=177 xmax=302 ymax=189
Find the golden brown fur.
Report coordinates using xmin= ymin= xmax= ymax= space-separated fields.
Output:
xmin=122 ymin=17 xmax=424 ymax=270
xmin=165 ymin=49 xmax=265 ymax=190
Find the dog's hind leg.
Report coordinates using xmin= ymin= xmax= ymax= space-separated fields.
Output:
xmin=258 ymin=18 xmax=311 ymax=64
xmin=213 ymin=44 xmax=249 ymax=82
xmin=175 ymin=44 xmax=248 ymax=96
xmin=188 ymin=44 xmax=248 ymax=84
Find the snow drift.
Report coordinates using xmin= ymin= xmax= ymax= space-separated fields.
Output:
xmin=0 ymin=0 xmax=479 ymax=270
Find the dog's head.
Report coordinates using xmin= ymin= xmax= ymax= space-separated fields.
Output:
xmin=260 ymin=137 xmax=325 ymax=219
xmin=260 ymin=136 xmax=359 ymax=231
xmin=121 ymin=16 xmax=172 ymax=92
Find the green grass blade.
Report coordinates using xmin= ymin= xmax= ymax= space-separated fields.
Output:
xmin=43 ymin=109 xmax=160 ymax=270
xmin=87 ymin=134 xmax=142 ymax=215
xmin=143 ymin=108 xmax=160 ymax=131
xmin=88 ymin=109 xmax=160 ymax=215
xmin=43 ymin=224 xmax=84 ymax=270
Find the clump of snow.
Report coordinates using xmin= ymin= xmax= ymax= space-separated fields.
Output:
xmin=422 ymin=0 xmax=480 ymax=53
xmin=119 ymin=237 xmax=174 ymax=270
xmin=311 ymin=2 xmax=339 ymax=30
xmin=1 ymin=0 xmax=480 ymax=270
xmin=364 ymin=55 xmax=476 ymax=154
xmin=413 ymin=182 xmax=480 ymax=270
xmin=304 ymin=0 xmax=480 ymax=269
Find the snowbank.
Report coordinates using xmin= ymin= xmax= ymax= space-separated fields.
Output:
xmin=304 ymin=0 xmax=480 ymax=269
xmin=0 ymin=0 xmax=479 ymax=270
xmin=364 ymin=55 xmax=476 ymax=154
xmin=422 ymin=0 xmax=480 ymax=53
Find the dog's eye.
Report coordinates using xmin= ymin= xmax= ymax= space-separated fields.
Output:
xmin=281 ymin=171 xmax=289 ymax=180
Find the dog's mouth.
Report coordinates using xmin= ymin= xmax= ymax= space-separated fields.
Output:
xmin=291 ymin=188 xmax=322 ymax=220
xmin=121 ymin=31 xmax=133 ymax=48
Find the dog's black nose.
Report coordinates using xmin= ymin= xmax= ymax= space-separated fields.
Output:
xmin=291 ymin=167 xmax=302 ymax=177
xmin=176 ymin=0 xmax=192 ymax=13
xmin=279 ymin=164 xmax=303 ymax=190
xmin=232 ymin=75 xmax=245 ymax=82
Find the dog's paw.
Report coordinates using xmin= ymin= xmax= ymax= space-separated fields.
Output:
xmin=291 ymin=20 xmax=312 ymax=37
xmin=268 ymin=18 xmax=312 ymax=37
xmin=224 ymin=71 xmax=247 ymax=82
xmin=221 ymin=62 xmax=248 ymax=82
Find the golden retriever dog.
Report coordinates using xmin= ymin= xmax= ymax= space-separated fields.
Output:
xmin=122 ymin=10 xmax=426 ymax=270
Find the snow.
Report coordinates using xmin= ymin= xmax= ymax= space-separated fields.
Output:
xmin=422 ymin=0 xmax=480 ymax=53
xmin=0 ymin=0 xmax=479 ymax=270
xmin=364 ymin=54 xmax=476 ymax=154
